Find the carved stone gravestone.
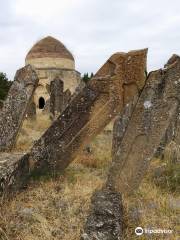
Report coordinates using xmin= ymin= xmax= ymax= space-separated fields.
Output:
xmin=83 ymin=55 xmax=180 ymax=239
xmin=0 ymin=49 xmax=147 ymax=197
xmin=0 ymin=65 xmax=39 ymax=152
xmin=108 ymin=55 xmax=180 ymax=195
xmin=50 ymin=77 xmax=64 ymax=118
xmin=27 ymin=49 xmax=147 ymax=174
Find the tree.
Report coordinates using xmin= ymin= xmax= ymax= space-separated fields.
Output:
xmin=0 ymin=72 xmax=12 ymax=100
xmin=82 ymin=72 xmax=94 ymax=83
xmin=90 ymin=72 xmax=94 ymax=78
xmin=82 ymin=73 xmax=89 ymax=83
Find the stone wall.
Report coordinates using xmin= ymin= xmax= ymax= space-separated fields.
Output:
xmin=25 ymin=68 xmax=80 ymax=117
xmin=31 ymin=68 xmax=80 ymax=113
xmin=35 ymin=68 xmax=81 ymax=93
xmin=26 ymin=57 xmax=75 ymax=70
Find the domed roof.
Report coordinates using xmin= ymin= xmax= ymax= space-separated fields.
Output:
xmin=25 ymin=36 xmax=74 ymax=61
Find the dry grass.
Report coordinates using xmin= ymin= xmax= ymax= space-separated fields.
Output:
xmin=0 ymin=164 xmax=105 ymax=240
xmin=1 ymin=117 xmax=179 ymax=239
xmin=164 ymin=141 xmax=180 ymax=165
xmin=75 ymin=131 xmax=112 ymax=169
xmin=15 ymin=114 xmax=52 ymax=151
xmin=123 ymin=159 xmax=179 ymax=239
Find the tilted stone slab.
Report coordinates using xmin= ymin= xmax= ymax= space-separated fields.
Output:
xmin=83 ymin=56 xmax=180 ymax=237
xmin=163 ymin=102 xmax=180 ymax=164
xmin=0 ymin=65 xmax=39 ymax=151
xmin=62 ymin=89 xmax=71 ymax=111
xmin=0 ymin=153 xmax=30 ymax=198
xmin=154 ymin=55 xmax=180 ymax=157
xmin=108 ymin=55 xmax=180 ymax=195
xmin=111 ymin=98 xmax=138 ymax=159
xmin=27 ymin=49 xmax=147 ymax=173
xmin=0 ymin=49 xmax=147 ymax=196
xmin=174 ymin=109 xmax=180 ymax=147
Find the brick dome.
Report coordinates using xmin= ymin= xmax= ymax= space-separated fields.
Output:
xmin=25 ymin=36 xmax=74 ymax=61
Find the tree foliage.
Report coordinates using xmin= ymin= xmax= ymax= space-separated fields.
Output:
xmin=82 ymin=72 xmax=94 ymax=83
xmin=0 ymin=72 xmax=12 ymax=100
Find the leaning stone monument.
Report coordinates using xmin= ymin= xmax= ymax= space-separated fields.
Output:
xmin=1 ymin=42 xmax=180 ymax=240
xmin=27 ymin=49 xmax=147 ymax=173
xmin=82 ymin=55 xmax=180 ymax=239
xmin=108 ymin=55 xmax=180 ymax=195
xmin=0 ymin=49 xmax=147 ymax=197
xmin=0 ymin=65 xmax=39 ymax=152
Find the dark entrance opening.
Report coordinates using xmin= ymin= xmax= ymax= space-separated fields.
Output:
xmin=39 ymin=97 xmax=45 ymax=109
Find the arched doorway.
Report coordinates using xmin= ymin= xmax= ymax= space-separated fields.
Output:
xmin=39 ymin=97 xmax=45 ymax=109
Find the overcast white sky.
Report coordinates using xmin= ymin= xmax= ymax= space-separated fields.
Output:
xmin=0 ymin=0 xmax=180 ymax=80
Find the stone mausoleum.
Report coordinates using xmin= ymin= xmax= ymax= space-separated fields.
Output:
xmin=25 ymin=36 xmax=81 ymax=117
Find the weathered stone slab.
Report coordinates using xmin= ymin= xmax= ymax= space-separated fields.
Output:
xmin=27 ymin=101 xmax=36 ymax=120
xmin=0 ymin=49 xmax=147 ymax=196
xmin=50 ymin=77 xmax=64 ymax=118
xmin=108 ymin=55 xmax=180 ymax=195
xmin=154 ymin=55 xmax=180 ymax=158
xmin=163 ymin=56 xmax=180 ymax=148
xmin=27 ymin=49 xmax=147 ymax=174
xmin=82 ymin=188 xmax=123 ymax=240
xmin=162 ymin=104 xmax=180 ymax=164
xmin=62 ymin=89 xmax=71 ymax=111
xmin=83 ymin=55 xmax=180 ymax=237
xmin=0 ymin=65 xmax=39 ymax=151
xmin=174 ymin=110 xmax=180 ymax=147
xmin=111 ymin=98 xmax=138 ymax=158
xmin=0 ymin=153 xmax=30 ymax=198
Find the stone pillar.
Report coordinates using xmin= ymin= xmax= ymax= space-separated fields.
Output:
xmin=50 ymin=77 xmax=64 ymax=119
